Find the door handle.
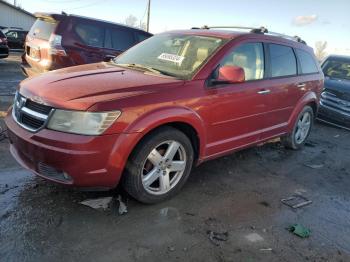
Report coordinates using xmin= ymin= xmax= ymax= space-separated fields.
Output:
xmin=297 ymin=83 xmax=306 ymax=88
xmin=257 ymin=89 xmax=271 ymax=95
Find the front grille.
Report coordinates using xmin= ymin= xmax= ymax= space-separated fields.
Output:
xmin=22 ymin=114 xmax=45 ymax=129
xmin=12 ymin=92 xmax=53 ymax=132
xmin=320 ymin=91 xmax=350 ymax=115
xmin=26 ymin=99 xmax=52 ymax=114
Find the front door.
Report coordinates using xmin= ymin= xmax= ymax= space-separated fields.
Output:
xmin=204 ymin=42 xmax=270 ymax=157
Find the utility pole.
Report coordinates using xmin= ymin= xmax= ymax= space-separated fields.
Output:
xmin=14 ymin=0 xmax=17 ymax=6
xmin=146 ymin=0 xmax=151 ymax=32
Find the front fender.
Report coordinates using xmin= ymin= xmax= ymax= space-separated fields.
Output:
xmin=124 ymin=106 xmax=207 ymax=159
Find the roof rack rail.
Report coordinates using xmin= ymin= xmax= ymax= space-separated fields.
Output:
xmin=191 ymin=25 xmax=306 ymax=44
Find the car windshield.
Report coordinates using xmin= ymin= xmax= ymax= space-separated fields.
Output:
xmin=113 ymin=33 xmax=227 ymax=79
xmin=322 ymin=59 xmax=350 ymax=81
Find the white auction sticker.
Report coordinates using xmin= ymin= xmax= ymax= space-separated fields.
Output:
xmin=158 ymin=53 xmax=185 ymax=64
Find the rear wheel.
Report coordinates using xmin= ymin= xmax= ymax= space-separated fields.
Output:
xmin=282 ymin=106 xmax=314 ymax=150
xmin=123 ymin=126 xmax=194 ymax=204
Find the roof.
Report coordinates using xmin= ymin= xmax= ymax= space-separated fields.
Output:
xmin=34 ymin=12 xmax=152 ymax=35
xmin=0 ymin=0 xmax=35 ymax=18
xmin=166 ymin=29 xmax=311 ymax=50
xmin=167 ymin=29 xmax=245 ymax=39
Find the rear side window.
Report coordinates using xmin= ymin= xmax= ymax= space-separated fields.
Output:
xmin=135 ymin=32 xmax=150 ymax=42
xmin=75 ymin=23 xmax=104 ymax=48
xmin=296 ymin=49 xmax=319 ymax=74
xmin=269 ymin=44 xmax=297 ymax=77
xmin=109 ymin=27 xmax=135 ymax=51
xmin=221 ymin=43 xmax=265 ymax=81
xmin=29 ymin=19 xmax=57 ymax=40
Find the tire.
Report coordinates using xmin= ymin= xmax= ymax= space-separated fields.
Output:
xmin=123 ymin=126 xmax=194 ymax=204
xmin=282 ymin=106 xmax=314 ymax=150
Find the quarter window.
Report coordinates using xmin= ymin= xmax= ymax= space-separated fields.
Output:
xmin=221 ymin=43 xmax=264 ymax=81
xmin=269 ymin=44 xmax=297 ymax=77
xmin=296 ymin=49 xmax=319 ymax=74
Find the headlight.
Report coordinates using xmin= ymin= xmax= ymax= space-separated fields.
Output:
xmin=47 ymin=110 xmax=121 ymax=135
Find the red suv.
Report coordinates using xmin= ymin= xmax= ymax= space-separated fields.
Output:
xmin=5 ymin=27 xmax=324 ymax=203
xmin=21 ymin=12 xmax=152 ymax=76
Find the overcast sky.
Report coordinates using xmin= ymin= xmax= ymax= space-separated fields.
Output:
xmin=9 ymin=0 xmax=350 ymax=55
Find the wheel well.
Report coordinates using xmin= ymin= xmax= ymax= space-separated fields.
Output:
xmin=308 ymin=101 xmax=318 ymax=118
xmin=132 ymin=122 xmax=200 ymax=163
xmin=166 ymin=122 xmax=200 ymax=161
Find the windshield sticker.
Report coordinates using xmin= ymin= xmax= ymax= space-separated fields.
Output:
xmin=158 ymin=53 xmax=185 ymax=64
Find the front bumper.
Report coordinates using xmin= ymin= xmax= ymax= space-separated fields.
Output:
xmin=5 ymin=110 xmax=140 ymax=189
xmin=318 ymin=102 xmax=350 ymax=130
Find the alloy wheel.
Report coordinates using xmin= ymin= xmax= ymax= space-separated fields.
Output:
xmin=295 ymin=111 xmax=312 ymax=144
xmin=141 ymin=140 xmax=187 ymax=195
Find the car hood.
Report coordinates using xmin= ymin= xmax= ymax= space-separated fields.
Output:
xmin=19 ymin=62 xmax=184 ymax=110
xmin=324 ymin=77 xmax=350 ymax=101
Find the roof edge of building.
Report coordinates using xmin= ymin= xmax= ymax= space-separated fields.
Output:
xmin=0 ymin=0 xmax=35 ymax=18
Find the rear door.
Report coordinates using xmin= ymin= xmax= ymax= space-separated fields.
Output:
xmin=260 ymin=43 xmax=300 ymax=139
xmin=74 ymin=22 xmax=105 ymax=63
xmin=295 ymin=48 xmax=321 ymax=98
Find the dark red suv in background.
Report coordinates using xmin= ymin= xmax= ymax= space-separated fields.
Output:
xmin=6 ymin=26 xmax=324 ymax=203
xmin=22 ymin=12 xmax=152 ymax=76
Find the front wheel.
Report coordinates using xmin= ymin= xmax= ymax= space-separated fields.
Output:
xmin=123 ymin=127 xmax=194 ymax=204
xmin=282 ymin=106 xmax=314 ymax=150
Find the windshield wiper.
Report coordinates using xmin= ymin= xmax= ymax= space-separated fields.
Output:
xmin=115 ymin=63 xmax=177 ymax=78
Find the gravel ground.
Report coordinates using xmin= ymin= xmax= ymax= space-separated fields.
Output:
xmin=1 ymin=54 xmax=350 ymax=262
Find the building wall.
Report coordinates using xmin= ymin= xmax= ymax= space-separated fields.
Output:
xmin=0 ymin=2 xmax=35 ymax=30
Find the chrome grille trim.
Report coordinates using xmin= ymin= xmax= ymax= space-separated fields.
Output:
xmin=320 ymin=91 xmax=350 ymax=113
xmin=12 ymin=92 xmax=54 ymax=132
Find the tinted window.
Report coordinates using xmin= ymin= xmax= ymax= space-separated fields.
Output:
xmin=104 ymin=29 xmax=112 ymax=49
xmin=29 ymin=19 xmax=57 ymax=40
xmin=110 ymin=28 xmax=135 ymax=51
xmin=0 ymin=31 xmax=5 ymax=38
xmin=269 ymin=44 xmax=297 ymax=77
xmin=135 ymin=32 xmax=150 ymax=42
xmin=221 ymin=43 xmax=264 ymax=81
xmin=296 ymin=49 xmax=318 ymax=74
xmin=75 ymin=23 xmax=104 ymax=48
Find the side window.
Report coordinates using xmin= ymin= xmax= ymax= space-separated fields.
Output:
xmin=110 ymin=28 xmax=135 ymax=51
xmin=269 ymin=44 xmax=297 ymax=77
xmin=75 ymin=23 xmax=104 ymax=48
xmin=104 ymin=29 xmax=112 ymax=49
xmin=296 ymin=49 xmax=319 ymax=74
xmin=220 ymin=42 xmax=264 ymax=81
xmin=135 ymin=32 xmax=150 ymax=43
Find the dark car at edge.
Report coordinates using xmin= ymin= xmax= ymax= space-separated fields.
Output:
xmin=318 ymin=55 xmax=350 ymax=130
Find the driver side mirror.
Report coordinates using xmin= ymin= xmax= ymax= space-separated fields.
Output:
xmin=211 ymin=65 xmax=245 ymax=85
xmin=103 ymin=55 xmax=116 ymax=62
